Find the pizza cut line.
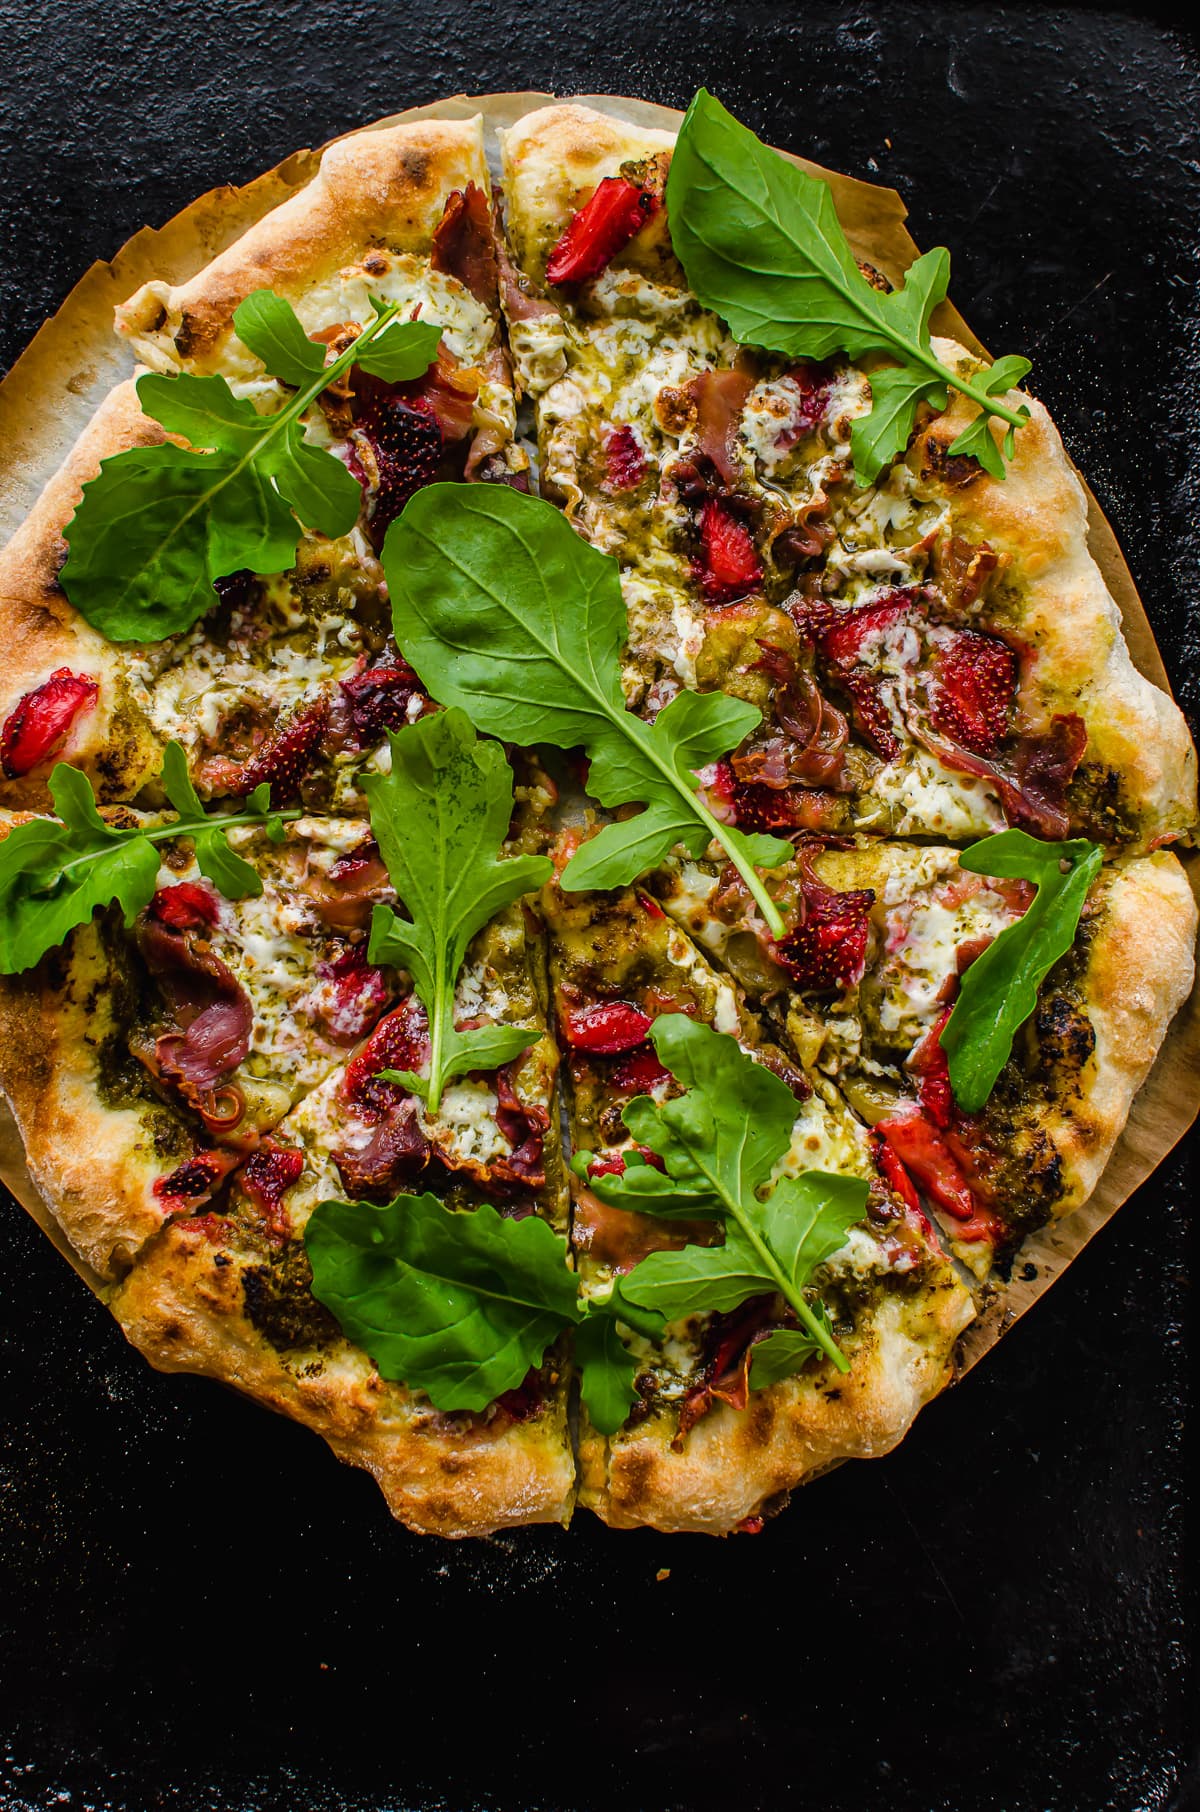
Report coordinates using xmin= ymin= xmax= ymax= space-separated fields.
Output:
xmin=0 ymin=97 xmax=1195 ymax=1537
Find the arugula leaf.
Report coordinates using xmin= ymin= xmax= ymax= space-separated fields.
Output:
xmin=666 ymin=88 xmax=1032 ymax=485
xmin=747 ymin=1324 xmax=826 ymax=1391
xmin=384 ymin=485 xmax=792 ymax=937
xmin=579 ymin=1015 xmax=868 ymax=1374
xmin=304 ymin=1192 xmax=581 ymax=1413
xmin=363 ymin=709 xmax=552 ymax=1111
xmin=574 ymin=1310 xmax=643 ymax=1435
xmin=939 ymin=829 xmax=1103 ymax=1113
xmin=61 ymin=292 xmax=440 ymax=644
xmin=0 ymin=742 xmax=299 ymax=973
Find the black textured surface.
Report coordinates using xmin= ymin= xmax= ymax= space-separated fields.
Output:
xmin=1 ymin=7 xmax=1198 ymax=1810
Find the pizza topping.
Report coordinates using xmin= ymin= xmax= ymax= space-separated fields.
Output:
xmin=732 ymin=644 xmax=850 ymax=788
xmin=385 ymin=487 xmax=792 ymax=934
xmin=676 ymin=1295 xmax=782 ymax=1438
xmin=493 ymin=1068 xmax=549 ymax=1186
xmin=153 ymin=1149 xmax=242 ymax=1213
xmin=334 ymin=1097 xmax=437 ymax=1200
xmin=138 ymin=914 xmax=254 ymax=1090
xmin=241 ymin=1141 xmax=305 ymax=1242
xmin=907 ymin=1006 xmax=956 ymax=1129
xmin=61 ymin=292 xmax=441 ymax=643
xmin=227 ymin=693 xmax=330 ymax=801
xmin=562 ymin=1001 xmax=654 ymax=1053
xmin=364 ymin=711 xmax=551 ymax=1109
xmin=667 ymin=89 xmax=1031 ymax=485
xmin=610 ymin=1045 xmax=673 ymax=1095
xmin=430 ymin=182 xmax=500 ymax=311
xmin=689 ymin=367 xmax=755 ymax=488
xmin=696 ymin=498 xmax=763 ymax=604
xmin=1 ymin=669 xmax=98 ymax=777
xmin=874 ymin=1109 xmax=979 ymax=1223
xmin=603 ymin=424 xmax=646 ymax=492
xmin=351 ymin=387 xmax=445 ymax=548
xmin=938 ymin=829 xmax=1103 ymax=1112
xmin=773 ymin=864 xmax=875 ymax=991
xmin=336 ymin=658 xmax=428 ymax=746
xmin=927 ymin=628 xmax=1016 ymax=756
xmin=545 ymin=177 xmax=660 ymax=286
xmin=311 ymin=941 xmax=392 ymax=1044
xmin=343 ymin=995 xmax=431 ymax=1118
xmin=150 ymin=881 xmax=220 ymax=930
xmin=304 ymin=838 xmax=392 ymax=931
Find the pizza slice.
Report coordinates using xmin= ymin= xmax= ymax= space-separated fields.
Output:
xmin=653 ymin=838 xmax=1197 ymax=1279
xmin=498 ymin=103 xmax=1195 ymax=852
xmin=541 ymin=864 xmax=973 ymax=1534
xmin=108 ymin=955 xmax=575 ymax=1537
xmin=0 ymin=117 xmax=522 ymax=815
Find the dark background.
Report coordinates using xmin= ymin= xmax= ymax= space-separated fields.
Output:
xmin=1 ymin=4 xmax=1198 ymax=1808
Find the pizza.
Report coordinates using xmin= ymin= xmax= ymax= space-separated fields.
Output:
xmin=0 ymin=93 xmax=1195 ymax=1537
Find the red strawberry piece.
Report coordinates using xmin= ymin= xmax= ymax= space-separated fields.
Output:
xmin=562 ymin=1001 xmax=654 ymax=1053
xmin=313 ymin=941 xmax=392 ymax=1045
xmin=586 ymin=1144 xmax=666 ymax=1180
xmin=152 ymin=1149 xmax=241 ymax=1212
xmin=610 ymin=1045 xmax=671 ymax=1095
xmin=229 ymin=694 xmax=330 ymax=800
xmin=150 ymin=882 xmax=220 ymax=931
xmin=875 ymin=1138 xmax=923 ymax=1214
xmin=773 ymin=883 xmax=874 ymax=991
xmin=839 ymin=668 xmax=901 ymax=761
xmin=329 ymin=838 xmax=382 ymax=882
xmin=787 ymin=362 xmax=833 ymax=433
xmin=352 ymin=391 xmax=444 ymax=548
xmin=603 ymin=424 xmax=646 ymax=492
xmin=696 ymin=498 xmax=763 ymax=604
xmin=494 ymin=1371 xmax=546 ymax=1423
xmin=1 ymin=668 xmax=98 ymax=777
xmin=929 ymin=628 xmax=1016 ymax=755
xmin=874 ymin=1111 xmax=979 ymax=1223
xmin=338 ymin=662 xmax=427 ymax=744
xmin=241 ymin=1141 xmax=305 ymax=1241
xmin=819 ymin=592 xmax=915 ymax=666
xmin=343 ymin=995 xmax=431 ymax=1117
xmin=546 ymin=177 xmax=660 ymax=285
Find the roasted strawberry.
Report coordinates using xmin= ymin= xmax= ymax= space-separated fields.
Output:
xmin=338 ymin=661 xmax=427 ymax=743
xmin=1 ymin=668 xmax=98 ymax=777
xmin=839 ymin=667 xmax=902 ymax=761
xmin=696 ymin=499 xmax=763 ymax=604
xmin=150 ymin=882 xmax=220 ymax=931
xmin=610 ymin=1045 xmax=671 ymax=1095
xmin=152 ymin=1149 xmax=241 ymax=1212
xmin=819 ymin=591 xmax=916 ymax=666
xmin=603 ymin=424 xmax=646 ymax=492
xmin=229 ymin=693 xmax=330 ymax=800
xmin=907 ymin=1007 xmax=956 ymax=1129
xmin=773 ymin=881 xmax=874 ymax=990
xmin=344 ymin=996 xmax=431 ymax=1116
xmin=352 ymin=395 xmax=443 ymax=548
xmin=929 ymin=628 xmax=1016 ymax=755
xmin=562 ymin=1001 xmax=654 ymax=1053
xmin=874 ymin=1110 xmax=979 ymax=1224
xmin=311 ymin=942 xmax=392 ymax=1045
xmin=241 ymin=1141 xmax=305 ymax=1241
xmin=546 ymin=177 xmax=659 ymax=285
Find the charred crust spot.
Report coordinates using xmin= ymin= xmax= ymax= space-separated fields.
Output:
xmin=1066 ymin=762 xmax=1138 ymax=843
xmin=399 ymin=148 xmax=432 ymax=188
xmin=747 ymin=1393 xmax=777 ymax=1445
xmin=242 ymin=1242 xmax=340 ymax=1354
xmin=1034 ymin=992 xmax=1096 ymax=1072
xmin=619 ymin=1446 xmax=655 ymax=1506
xmin=362 ymin=250 xmax=389 ymax=276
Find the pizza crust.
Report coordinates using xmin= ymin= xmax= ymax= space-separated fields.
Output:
xmin=910 ymin=343 xmax=1198 ymax=847
xmin=110 ymin=1220 xmax=576 ymax=1537
xmin=579 ymin=1274 xmax=972 ymax=1534
xmin=116 ymin=117 xmax=492 ymax=374
xmin=0 ymin=380 xmax=164 ymax=808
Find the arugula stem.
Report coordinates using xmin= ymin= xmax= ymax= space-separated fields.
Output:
xmin=689 ymin=1141 xmax=850 ymax=1374
xmin=57 ymin=805 xmax=303 ymax=883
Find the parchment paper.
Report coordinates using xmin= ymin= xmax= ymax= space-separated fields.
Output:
xmin=1 ymin=90 xmax=1196 ymax=1378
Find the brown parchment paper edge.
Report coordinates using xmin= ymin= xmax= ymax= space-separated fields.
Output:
xmin=1 ymin=89 xmax=1196 ymax=1383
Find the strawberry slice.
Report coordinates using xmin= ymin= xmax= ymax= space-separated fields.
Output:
xmin=697 ymin=499 xmax=762 ymax=604
xmin=338 ymin=661 xmax=427 ymax=744
xmin=773 ymin=880 xmax=874 ymax=990
xmin=312 ymin=942 xmax=392 ymax=1045
xmin=351 ymin=393 xmax=443 ymax=548
xmin=152 ymin=1149 xmax=241 ymax=1212
xmin=1 ymin=668 xmax=98 ymax=777
xmin=150 ymin=883 xmax=220 ymax=931
xmin=875 ymin=1110 xmax=979 ymax=1223
xmin=562 ymin=1001 xmax=654 ymax=1053
xmin=603 ymin=424 xmax=646 ymax=492
xmin=929 ymin=628 xmax=1016 ymax=755
xmin=610 ymin=1045 xmax=671 ymax=1095
xmin=229 ymin=693 xmax=329 ymax=800
xmin=344 ymin=996 xmax=431 ymax=1116
xmin=241 ymin=1141 xmax=305 ymax=1241
xmin=546 ymin=177 xmax=660 ymax=285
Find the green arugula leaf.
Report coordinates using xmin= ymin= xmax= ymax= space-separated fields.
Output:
xmin=574 ymin=1310 xmax=643 ymax=1435
xmin=363 ymin=709 xmax=552 ymax=1111
xmin=579 ymin=1015 xmax=868 ymax=1374
xmin=304 ymin=1192 xmax=581 ymax=1413
xmin=383 ymin=485 xmax=792 ymax=937
xmin=747 ymin=1324 xmax=826 ymax=1391
xmin=939 ymin=828 xmax=1104 ymax=1113
xmin=0 ymin=742 xmax=299 ymax=973
xmin=61 ymin=292 xmax=440 ymax=644
xmin=666 ymin=88 xmax=1032 ymax=484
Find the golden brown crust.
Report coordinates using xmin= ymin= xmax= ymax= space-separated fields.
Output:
xmin=110 ymin=1222 xmax=576 ymax=1537
xmin=1049 ymin=850 xmax=1197 ymax=1211
xmin=911 ymin=341 xmax=1198 ymax=847
xmin=580 ymin=1278 xmax=972 ymax=1534
xmin=500 ymin=103 xmax=677 ymax=285
xmin=0 ymin=381 xmax=163 ymax=808
xmin=116 ymin=118 xmax=491 ymax=373
xmin=0 ymin=923 xmax=182 ymax=1279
